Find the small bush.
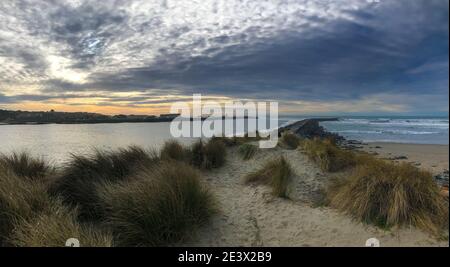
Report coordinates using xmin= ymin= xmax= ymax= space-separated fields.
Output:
xmin=8 ymin=201 xmax=113 ymax=247
xmin=190 ymin=139 xmax=226 ymax=169
xmin=0 ymin=166 xmax=52 ymax=244
xmin=301 ymin=138 xmax=356 ymax=172
xmin=280 ymin=132 xmax=301 ymax=149
xmin=211 ymin=136 xmax=241 ymax=147
xmin=212 ymin=132 xmax=264 ymax=147
xmin=161 ymin=140 xmax=190 ymax=162
xmin=202 ymin=139 xmax=226 ymax=169
xmin=238 ymin=144 xmax=258 ymax=160
xmin=49 ymin=146 xmax=157 ymax=220
xmin=98 ymin=161 xmax=217 ymax=246
xmin=0 ymin=152 xmax=52 ymax=180
xmin=190 ymin=140 xmax=205 ymax=167
xmin=245 ymin=156 xmax=293 ymax=198
xmin=326 ymin=159 xmax=449 ymax=235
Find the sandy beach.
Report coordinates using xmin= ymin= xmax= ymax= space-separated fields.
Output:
xmin=186 ymin=143 xmax=449 ymax=247
xmin=358 ymin=143 xmax=449 ymax=175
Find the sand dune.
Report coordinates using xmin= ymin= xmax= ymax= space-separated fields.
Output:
xmin=186 ymin=144 xmax=448 ymax=247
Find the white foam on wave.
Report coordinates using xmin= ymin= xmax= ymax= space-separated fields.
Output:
xmin=332 ymin=118 xmax=449 ymax=129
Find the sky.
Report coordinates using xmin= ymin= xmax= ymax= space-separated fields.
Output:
xmin=0 ymin=0 xmax=448 ymax=116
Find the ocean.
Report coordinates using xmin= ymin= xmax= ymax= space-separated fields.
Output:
xmin=0 ymin=116 xmax=448 ymax=163
xmin=279 ymin=116 xmax=449 ymax=145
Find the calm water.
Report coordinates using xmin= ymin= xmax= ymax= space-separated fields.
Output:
xmin=0 ymin=116 xmax=448 ymax=164
xmin=0 ymin=119 xmax=277 ymax=164
xmin=0 ymin=122 xmax=195 ymax=164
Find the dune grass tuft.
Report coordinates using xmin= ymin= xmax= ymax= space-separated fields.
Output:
xmin=211 ymin=136 xmax=242 ymax=147
xmin=238 ymin=143 xmax=258 ymax=160
xmin=161 ymin=140 xmax=190 ymax=162
xmin=212 ymin=132 xmax=264 ymax=147
xmin=8 ymin=201 xmax=113 ymax=247
xmin=245 ymin=156 xmax=293 ymax=198
xmin=202 ymin=139 xmax=227 ymax=169
xmin=0 ymin=152 xmax=53 ymax=180
xmin=49 ymin=146 xmax=158 ymax=220
xmin=190 ymin=140 xmax=206 ymax=167
xmin=98 ymin=161 xmax=217 ymax=246
xmin=326 ymin=158 xmax=449 ymax=235
xmin=0 ymin=165 xmax=52 ymax=244
xmin=190 ymin=139 xmax=227 ymax=169
xmin=301 ymin=138 xmax=357 ymax=172
xmin=279 ymin=132 xmax=301 ymax=149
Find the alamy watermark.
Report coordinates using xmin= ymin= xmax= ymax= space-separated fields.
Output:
xmin=169 ymin=94 xmax=279 ymax=148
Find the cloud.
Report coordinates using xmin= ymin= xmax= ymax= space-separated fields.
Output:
xmin=0 ymin=0 xmax=448 ymax=114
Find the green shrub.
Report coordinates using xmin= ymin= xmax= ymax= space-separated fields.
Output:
xmin=245 ymin=156 xmax=293 ymax=198
xmin=98 ymin=161 xmax=217 ymax=246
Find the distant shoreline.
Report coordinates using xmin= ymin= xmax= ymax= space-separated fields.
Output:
xmin=0 ymin=108 xmax=257 ymax=125
xmin=0 ymin=116 xmax=258 ymax=126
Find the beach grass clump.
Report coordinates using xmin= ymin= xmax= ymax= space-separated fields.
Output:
xmin=238 ymin=143 xmax=258 ymax=160
xmin=160 ymin=140 xmax=190 ymax=162
xmin=98 ymin=161 xmax=217 ymax=246
xmin=49 ymin=146 xmax=157 ymax=220
xmin=212 ymin=132 xmax=264 ymax=147
xmin=211 ymin=136 xmax=242 ymax=147
xmin=203 ymin=139 xmax=227 ymax=169
xmin=280 ymin=132 xmax=301 ymax=149
xmin=245 ymin=156 xmax=293 ymax=198
xmin=190 ymin=139 xmax=227 ymax=169
xmin=326 ymin=159 xmax=449 ymax=235
xmin=0 ymin=152 xmax=52 ymax=180
xmin=8 ymin=201 xmax=113 ymax=247
xmin=301 ymin=138 xmax=357 ymax=172
xmin=190 ymin=140 xmax=206 ymax=167
xmin=0 ymin=165 xmax=52 ymax=244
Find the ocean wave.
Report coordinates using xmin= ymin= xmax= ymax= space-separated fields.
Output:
xmin=330 ymin=118 xmax=449 ymax=129
xmin=334 ymin=130 xmax=441 ymax=135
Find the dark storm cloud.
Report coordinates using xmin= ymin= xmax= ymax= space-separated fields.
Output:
xmin=0 ymin=0 xmax=448 ymax=113
xmin=82 ymin=0 xmax=448 ymax=101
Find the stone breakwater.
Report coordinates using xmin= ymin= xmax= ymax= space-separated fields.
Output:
xmin=279 ymin=118 xmax=343 ymax=141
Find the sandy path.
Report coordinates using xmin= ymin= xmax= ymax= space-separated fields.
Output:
xmin=186 ymin=145 xmax=448 ymax=247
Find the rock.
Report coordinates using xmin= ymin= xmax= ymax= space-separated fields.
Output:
xmin=279 ymin=118 xmax=344 ymax=141
xmin=348 ymin=140 xmax=362 ymax=145
xmin=388 ymin=156 xmax=408 ymax=160
xmin=342 ymin=144 xmax=363 ymax=150
xmin=434 ymin=170 xmax=449 ymax=188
